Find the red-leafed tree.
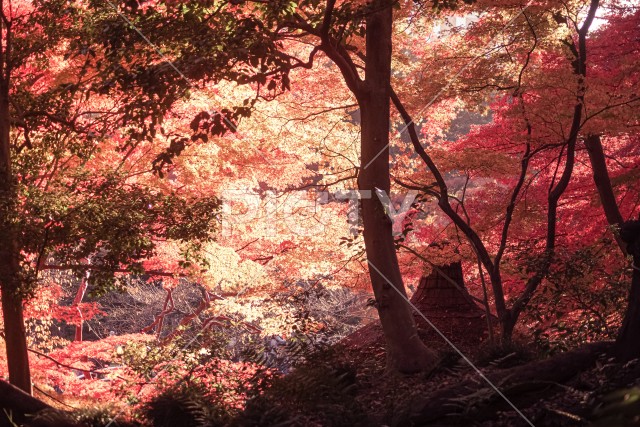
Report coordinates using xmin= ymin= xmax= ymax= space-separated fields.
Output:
xmin=390 ymin=0 xmax=639 ymax=344
xmin=84 ymin=0 xmax=640 ymax=367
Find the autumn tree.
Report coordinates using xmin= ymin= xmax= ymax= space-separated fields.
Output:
xmin=0 ymin=0 xmax=219 ymax=393
xmin=82 ymin=0 xmax=640 ymax=367
xmin=580 ymin=8 xmax=640 ymax=359
xmin=386 ymin=0 xmax=640 ymax=347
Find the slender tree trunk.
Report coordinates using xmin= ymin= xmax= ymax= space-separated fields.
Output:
xmin=615 ymin=260 xmax=640 ymax=361
xmin=614 ymin=222 xmax=640 ymax=361
xmin=73 ymin=269 xmax=91 ymax=342
xmin=581 ymin=136 xmax=640 ymax=360
xmin=584 ymin=134 xmax=626 ymax=254
xmin=0 ymin=80 xmax=31 ymax=393
xmin=358 ymin=2 xmax=437 ymax=373
xmin=501 ymin=316 xmax=516 ymax=344
xmin=390 ymin=88 xmax=513 ymax=345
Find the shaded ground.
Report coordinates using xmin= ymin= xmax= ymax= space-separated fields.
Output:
xmin=236 ymin=265 xmax=640 ymax=426
xmin=239 ymin=329 xmax=638 ymax=426
xmin=6 ymin=338 xmax=640 ymax=427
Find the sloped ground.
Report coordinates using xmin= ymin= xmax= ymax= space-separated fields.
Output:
xmin=5 ymin=339 xmax=638 ymax=427
xmin=240 ymin=334 xmax=639 ymax=426
xmin=234 ymin=264 xmax=639 ymax=426
xmin=4 ymin=326 xmax=639 ymax=426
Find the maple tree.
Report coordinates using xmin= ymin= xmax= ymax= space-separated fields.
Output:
xmin=78 ymin=0 xmax=640 ymax=371
xmin=86 ymin=0 xmax=483 ymax=374
xmin=578 ymin=7 xmax=640 ymax=359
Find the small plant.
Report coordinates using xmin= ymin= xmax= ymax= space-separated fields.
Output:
xmin=73 ymin=406 xmax=140 ymax=427
xmin=143 ymin=384 xmax=233 ymax=427
xmin=475 ymin=340 xmax=536 ymax=369
xmin=524 ymin=245 xmax=627 ymax=354
xmin=235 ymin=348 xmax=367 ymax=427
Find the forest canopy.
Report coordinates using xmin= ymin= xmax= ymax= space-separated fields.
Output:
xmin=0 ymin=0 xmax=639 ymax=426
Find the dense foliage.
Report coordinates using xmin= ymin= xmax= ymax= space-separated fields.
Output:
xmin=0 ymin=0 xmax=638 ymax=425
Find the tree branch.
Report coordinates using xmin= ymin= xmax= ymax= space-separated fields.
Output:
xmin=390 ymin=86 xmax=507 ymax=318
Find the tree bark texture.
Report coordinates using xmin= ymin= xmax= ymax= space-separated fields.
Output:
xmin=0 ymin=71 xmax=32 ymax=393
xmin=614 ymin=220 xmax=640 ymax=361
xmin=357 ymin=0 xmax=437 ymax=373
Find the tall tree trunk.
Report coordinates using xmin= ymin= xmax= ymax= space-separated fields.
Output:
xmin=0 ymin=69 xmax=31 ymax=393
xmin=584 ymin=134 xmax=626 ymax=254
xmin=614 ymin=221 xmax=640 ymax=361
xmin=73 ymin=269 xmax=91 ymax=342
xmin=358 ymin=1 xmax=437 ymax=373
xmin=0 ymin=279 xmax=31 ymax=394
xmin=582 ymin=135 xmax=640 ymax=360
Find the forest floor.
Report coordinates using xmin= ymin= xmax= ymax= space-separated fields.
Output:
xmin=340 ymin=330 xmax=639 ymax=427
xmin=4 ymin=318 xmax=640 ymax=426
xmin=4 ymin=331 xmax=640 ymax=427
xmin=238 ymin=319 xmax=640 ymax=427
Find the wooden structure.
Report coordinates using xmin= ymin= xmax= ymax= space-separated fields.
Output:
xmin=410 ymin=261 xmax=494 ymax=344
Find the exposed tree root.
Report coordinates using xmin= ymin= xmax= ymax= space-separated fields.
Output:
xmin=395 ymin=341 xmax=613 ymax=426
xmin=0 ymin=380 xmax=77 ymax=427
